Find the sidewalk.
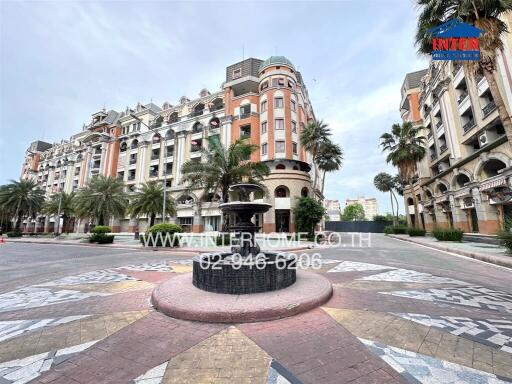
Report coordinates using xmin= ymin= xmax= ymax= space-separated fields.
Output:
xmin=389 ymin=234 xmax=512 ymax=269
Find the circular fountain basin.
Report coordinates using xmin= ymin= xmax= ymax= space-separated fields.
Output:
xmin=218 ymin=201 xmax=272 ymax=214
xmin=192 ymin=252 xmax=296 ymax=294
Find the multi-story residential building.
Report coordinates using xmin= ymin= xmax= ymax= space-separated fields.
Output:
xmin=20 ymin=56 xmax=320 ymax=234
xmin=400 ymin=15 xmax=512 ymax=234
xmin=345 ymin=197 xmax=379 ymax=220
xmin=324 ymin=199 xmax=341 ymax=221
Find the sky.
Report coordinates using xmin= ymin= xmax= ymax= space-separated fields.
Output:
xmin=0 ymin=0 xmax=428 ymax=216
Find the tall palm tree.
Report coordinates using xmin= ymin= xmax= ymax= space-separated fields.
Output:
xmin=0 ymin=179 xmax=45 ymax=230
xmin=316 ymin=141 xmax=344 ymax=194
xmin=181 ymin=137 xmax=270 ymax=203
xmin=301 ymin=120 xmax=332 ymax=192
xmin=74 ymin=175 xmax=128 ymax=226
xmin=415 ymin=0 xmax=512 ymax=145
xmin=380 ymin=122 xmax=427 ymax=183
xmin=42 ymin=192 xmax=76 ymax=233
xmin=129 ymin=181 xmax=176 ymax=228
xmin=373 ymin=172 xmax=399 ymax=225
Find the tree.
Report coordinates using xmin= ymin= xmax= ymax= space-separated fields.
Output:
xmin=42 ymin=192 xmax=76 ymax=233
xmin=181 ymin=137 xmax=270 ymax=204
xmin=74 ymin=175 xmax=128 ymax=226
xmin=292 ymin=196 xmax=326 ymax=239
xmin=341 ymin=203 xmax=366 ymax=221
xmin=380 ymin=122 xmax=426 ymax=183
xmin=317 ymin=141 xmax=344 ymax=194
xmin=129 ymin=181 xmax=176 ymax=228
xmin=301 ymin=120 xmax=332 ymax=192
xmin=0 ymin=179 xmax=45 ymax=230
xmin=373 ymin=172 xmax=399 ymax=225
xmin=415 ymin=0 xmax=512 ymax=148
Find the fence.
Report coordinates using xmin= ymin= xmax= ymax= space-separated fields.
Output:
xmin=325 ymin=221 xmax=390 ymax=233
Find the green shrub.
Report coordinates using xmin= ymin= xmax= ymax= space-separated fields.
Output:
xmin=383 ymin=225 xmax=410 ymax=235
xmin=216 ymin=233 xmax=231 ymax=246
xmin=6 ymin=231 xmax=22 ymax=238
xmin=407 ymin=228 xmax=426 ymax=237
xmin=432 ymin=227 xmax=463 ymax=241
xmin=497 ymin=230 xmax=512 ymax=252
xmin=141 ymin=223 xmax=183 ymax=247
xmin=89 ymin=234 xmax=115 ymax=244
xmin=91 ymin=225 xmax=111 ymax=234
xmin=383 ymin=226 xmax=393 ymax=235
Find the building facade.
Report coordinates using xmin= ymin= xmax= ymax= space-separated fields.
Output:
xmin=345 ymin=197 xmax=379 ymax=220
xmin=400 ymin=15 xmax=512 ymax=234
xmin=20 ymin=56 xmax=320 ymax=234
xmin=324 ymin=199 xmax=341 ymax=221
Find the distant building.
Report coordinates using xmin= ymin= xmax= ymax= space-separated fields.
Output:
xmin=324 ymin=199 xmax=341 ymax=221
xmin=345 ymin=197 xmax=379 ymax=220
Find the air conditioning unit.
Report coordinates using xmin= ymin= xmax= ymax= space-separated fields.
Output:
xmin=479 ymin=130 xmax=498 ymax=147
xmin=438 ymin=163 xmax=448 ymax=172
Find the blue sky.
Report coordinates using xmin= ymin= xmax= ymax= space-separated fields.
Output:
xmin=0 ymin=0 xmax=428 ymax=215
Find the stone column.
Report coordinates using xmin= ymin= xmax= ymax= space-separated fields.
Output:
xmin=175 ymin=130 xmax=188 ymax=185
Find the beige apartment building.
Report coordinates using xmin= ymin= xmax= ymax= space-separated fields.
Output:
xmin=400 ymin=17 xmax=512 ymax=234
xmin=345 ymin=197 xmax=379 ymax=220
xmin=324 ymin=199 xmax=341 ymax=221
xmin=20 ymin=56 xmax=320 ymax=234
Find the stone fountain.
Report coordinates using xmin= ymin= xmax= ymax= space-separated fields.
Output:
xmin=192 ymin=183 xmax=296 ymax=294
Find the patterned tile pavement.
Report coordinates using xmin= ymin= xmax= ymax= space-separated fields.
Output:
xmin=0 ymin=248 xmax=511 ymax=384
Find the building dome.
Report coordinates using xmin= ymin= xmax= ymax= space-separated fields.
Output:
xmin=259 ymin=56 xmax=295 ymax=72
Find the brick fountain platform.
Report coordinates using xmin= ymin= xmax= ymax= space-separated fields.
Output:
xmin=151 ymin=271 xmax=333 ymax=323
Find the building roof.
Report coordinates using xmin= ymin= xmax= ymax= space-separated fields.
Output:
xmin=259 ymin=56 xmax=295 ymax=72
xmin=403 ymin=69 xmax=428 ymax=90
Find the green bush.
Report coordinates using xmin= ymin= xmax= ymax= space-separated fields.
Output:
xmin=216 ymin=233 xmax=231 ymax=246
xmin=432 ymin=227 xmax=463 ymax=241
xmin=408 ymin=228 xmax=426 ymax=237
xmin=91 ymin=225 xmax=111 ymax=234
xmin=383 ymin=226 xmax=393 ymax=235
xmin=89 ymin=234 xmax=114 ymax=244
xmin=6 ymin=231 xmax=22 ymax=238
xmin=141 ymin=223 xmax=183 ymax=247
xmin=497 ymin=230 xmax=512 ymax=252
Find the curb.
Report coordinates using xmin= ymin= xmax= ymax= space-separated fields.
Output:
xmin=389 ymin=235 xmax=512 ymax=269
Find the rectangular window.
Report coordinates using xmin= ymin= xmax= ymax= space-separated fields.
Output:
xmin=261 ymin=121 xmax=267 ymax=134
xmin=261 ymin=100 xmax=267 ymax=112
xmin=291 ymin=100 xmax=296 ymax=111
xmin=240 ymin=124 xmax=251 ymax=138
xmin=292 ymin=142 xmax=298 ymax=155
xmin=262 ymin=143 xmax=268 ymax=155
xmin=274 ymin=97 xmax=283 ymax=108
xmin=275 ymin=140 xmax=285 ymax=153
xmin=272 ymin=78 xmax=285 ymax=87
xmin=292 ymin=121 xmax=297 ymax=133
xmin=233 ymin=68 xmax=242 ymax=79
xmin=275 ymin=119 xmax=284 ymax=130
xmin=240 ymin=104 xmax=251 ymax=117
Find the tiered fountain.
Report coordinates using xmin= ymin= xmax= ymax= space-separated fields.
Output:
xmin=193 ymin=183 xmax=296 ymax=294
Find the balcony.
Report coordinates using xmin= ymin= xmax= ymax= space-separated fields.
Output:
xmin=190 ymin=109 xmax=204 ymax=117
xmin=427 ymin=131 xmax=433 ymax=139
xmin=463 ymin=118 xmax=476 ymax=133
xmin=239 ymin=112 xmax=251 ymax=120
xmin=149 ymin=171 xmax=159 ymax=178
xmin=482 ymin=101 xmax=496 ymax=117
xmin=457 ymin=91 xmax=469 ymax=105
xmin=129 ymin=158 xmax=137 ymax=165
xmin=191 ymin=145 xmax=202 ymax=153
xmin=439 ymin=144 xmax=448 ymax=154
xmin=151 ymin=153 xmax=160 ymax=161
xmin=209 ymin=104 xmax=224 ymax=112
xmin=430 ymin=153 xmax=437 ymax=161
xmin=435 ymin=120 xmax=443 ymax=129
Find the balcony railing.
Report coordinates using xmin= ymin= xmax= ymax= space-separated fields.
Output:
xmin=128 ymin=175 xmax=136 ymax=181
xmin=463 ymin=118 xmax=476 ymax=133
xmin=430 ymin=153 xmax=437 ymax=161
xmin=452 ymin=63 xmax=461 ymax=77
xmin=151 ymin=154 xmax=160 ymax=160
xmin=457 ymin=91 xmax=468 ymax=104
xmin=482 ymin=101 xmax=496 ymax=117
xmin=475 ymin=73 xmax=484 ymax=83
xmin=190 ymin=109 xmax=204 ymax=117
xmin=149 ymin=172 xmax=159 ymax=178
xmin=191 ymin=145 xmax=202 ymax=152
xmin=239 ymin=112 xmax=251 ymax=119
xmin=435 ymin=120 xmax=443 ymax=129
xmin=129 ymin=158 xmax=137 ymax=165
xmin=209 ymin=104 xmax=224 ymax=112
xmin=427 ymin=131 xmax=433 ymax=139
xmin=439 ymin=144 xmax=448 ymax=153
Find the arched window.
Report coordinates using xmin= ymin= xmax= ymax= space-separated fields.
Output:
xmin=192 ymin=122 xmax=203 ymax=133
xmin=438 ymin=183 xmax=448 ymax=194
xmin=209 ymin=117 xmax=220 ymax=129
xmin=210 ymin=98 xmax=224 ymax=112
xmin=166 ymin=129 xmax=175 ymax=140
xmin=152 ymin=116 xmax=163 ymax=128
xmin=276 ymin=164 xmax=286 ymax=170
xmin=177 ymin=195 xmax=194 ymax=205
xmin=481 ymin=159 xmax=507 ymax=179
xmin=455 ymin=174 xmax=470 ymax=188
xmin=168 ymin=112 xmax=179 ymax=124
xmin=152 ymin=134 xmax=161 ymax=144
xmin=260 ymin=81 xmax=269 ymax=91
xmin=407 ymin=197 xmax=414 ymax=205
xmin=425 ymin=190 xmax=433 ymax=199
xmin=120 ymin=142 xmax=127 ymax=152
xmin=193 ymin=103 xmax=205 ymax=116
xmin=301 ymin=187 xmax=309 ymax=197
xmin=131 ymin=139 xmax=139 ymax=149
xmin=275 ymin=186 xmax=289 ymax=198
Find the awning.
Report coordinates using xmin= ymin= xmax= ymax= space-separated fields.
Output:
xmin=480 ymin=177 xmax=506 ymax=192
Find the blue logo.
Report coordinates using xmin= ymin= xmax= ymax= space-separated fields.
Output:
xmin=429 ymin=20 xmax=483 ymax=61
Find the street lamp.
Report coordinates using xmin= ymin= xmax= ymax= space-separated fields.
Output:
xmin=130 ymin=114 xmax=169 ymax=223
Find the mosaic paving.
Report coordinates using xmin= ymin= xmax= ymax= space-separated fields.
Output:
xmin=327 ymin=260 xmax=397 ymax=272
xmin=384 ymin=286 xmax=512 ymax=314
xmin=360 ymin=338 xmax=510 ymax=384
xmin=394 ymin=313 xmax=512 ymax=353
xmin=0 ymin=254 xmax=510 ymax=384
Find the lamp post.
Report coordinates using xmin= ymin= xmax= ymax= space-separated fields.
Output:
xmin=55 ymin=163 xmax=65 ymax=236
xmin=130 ymin=114 xmax=169 ymax=223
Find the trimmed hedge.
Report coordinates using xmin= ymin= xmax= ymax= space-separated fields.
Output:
xmin=216 ymin=233 xmax=231 ymax=246
xmin=6 ymin=231 xmax=22 ymax=238
xmin=140 ymin=223 xmax=183 ymax=247
xmin=89 ymin=234 xmax=115 ymax=244
xmin=384 ymin=225 xmax=408 ymax=235
xmin=91 ymin=225 xmax=112 ymax=234
xmin=497 ymin=230 xmax=512 ymax=253
xmin=432 ymin=227 xmax=463 ymax=241
xmin=407 ymin=228 xmax=426 ymax=237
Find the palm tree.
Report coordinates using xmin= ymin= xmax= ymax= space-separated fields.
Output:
xmin=42 ymin=192 xmax=76 ymax=233
xmin=301 ymin=120 xmax=332 ymax=192
xmin=74 ymin=175 xmax=128 ymax=226
xmin=415 ymin=0 xmax=512 ymax=145
xmin=380 ymin=122 xmax=427 ymax=183
xmin=374 ymin=172 xmax=399 ymax=226
xmin=129 ymin=181 xmax=176 ymax=228
xmin=181 ymin=137 xmax=270 ymax=204
xmin=0 ymin=179 xmax=45 ymax=230
xmin=316 ymin=141 xmax=344 ymax=194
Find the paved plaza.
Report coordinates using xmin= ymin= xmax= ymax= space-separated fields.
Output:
xmin=0 ymin=234 xmax=511 ymax=383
